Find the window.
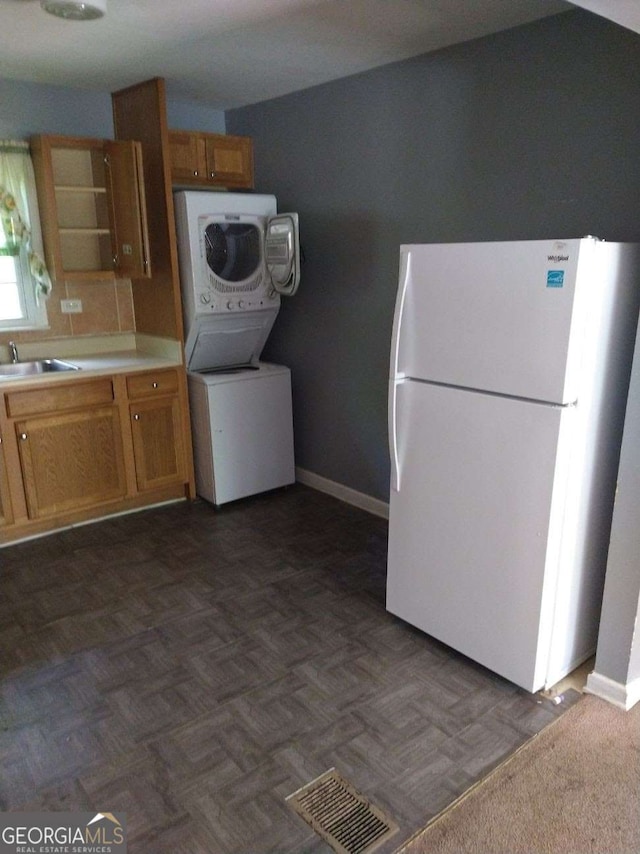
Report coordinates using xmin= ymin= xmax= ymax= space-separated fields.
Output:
xmin=0 ymin=246 xmax=47 ymax=330
xmin=0 ymin=140 xmax=51 ymax=331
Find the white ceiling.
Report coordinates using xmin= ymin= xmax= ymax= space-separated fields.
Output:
xmin=0 ymin=0 xmax=638 ymax=110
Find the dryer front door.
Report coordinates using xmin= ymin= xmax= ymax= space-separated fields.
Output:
xmin=265 ymin=213 xmax=300 ymax=296
xmin=203 ymin=218 xmax=263 ymax=286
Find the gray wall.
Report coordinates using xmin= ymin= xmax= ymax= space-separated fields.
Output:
xmin=227 ymin=9 xmax=640 ymax=502
xmin=0 ymin=79 xmax=113 ymax=138
xmin=167 ymin=99 xmax=225 ymax=133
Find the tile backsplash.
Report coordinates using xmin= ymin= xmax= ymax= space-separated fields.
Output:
xmin=0 ymin=278 xmax=135 ymax=348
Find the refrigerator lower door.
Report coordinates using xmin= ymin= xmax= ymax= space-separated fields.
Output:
xmin=387 ymin=379 xmax=573 ymax=691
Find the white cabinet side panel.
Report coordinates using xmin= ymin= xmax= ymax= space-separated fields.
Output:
xmin=387 ymin=380 xmax=568 ymax=691
xmin=545 ymin=241 xmax=640 ymax=685
xmin=187 ymin=377 xmax=216 ymax=503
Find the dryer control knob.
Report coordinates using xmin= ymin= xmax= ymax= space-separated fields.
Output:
xmin=227 ymin=300 xmax=234 ymax=310
xmin=238 ymin=300 xmax=245 ymax=309
xmin=200 ymin=293 xmax=211 ymax=304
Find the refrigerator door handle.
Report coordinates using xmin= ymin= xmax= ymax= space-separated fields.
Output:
xmin=390 ymin=250 xmax=411 ymax=379
xmin=389 ymin=250 xmax=411 ymax=493
xmin=389 ymin=378 xmax=403 ymax=492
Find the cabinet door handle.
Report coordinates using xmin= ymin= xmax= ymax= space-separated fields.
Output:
xmin=20 ymin=433 xmax=28 ymax=441
xmin=193 ymin=170 xmax=198 ymax=177
xmin=133 ymin=414 xmax=140 ymax=421
xmin=152 ymin=382 xmax=158 ymax=388
xmin=210 ymin=171 xmax=216 ymax=178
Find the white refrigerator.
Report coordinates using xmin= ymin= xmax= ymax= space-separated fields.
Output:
xmin=386 ymin=237 xmax=640 ymax=692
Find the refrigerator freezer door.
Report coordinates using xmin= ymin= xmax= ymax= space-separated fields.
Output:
xmin=393 ymin=239 xmax=591 ymax=404
xmin=386 ymin=379 xmax=574 ymax=691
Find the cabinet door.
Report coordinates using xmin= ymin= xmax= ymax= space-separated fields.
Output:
xmin=0 ymin=432 xmax=13 ymax=527
xmin=130 ymin=396 xmax=186 ymax=492
xmin=16 ymin=406 xmax=127 ymax=519
xmin=167 ymin=130 xmax=254 ymax=189
xmin=31 ymin=134 xmax=151 ymax=282
xmin=105 ymin=140 xmax=151 ymax=279
xmin=204 ymin=134 xmax=254 ymax=188
xmin=31 ymin=135 xmax=113 ymax=281
xmin=167 ymin=131 xmax=206 ymax=182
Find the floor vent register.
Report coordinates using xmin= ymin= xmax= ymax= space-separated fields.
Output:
xmin=286 ymin=768 xmax=399 ymax=854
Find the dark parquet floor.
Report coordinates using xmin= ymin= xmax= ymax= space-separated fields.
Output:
xmin=1 ymin=485 xmax=576 ymax=853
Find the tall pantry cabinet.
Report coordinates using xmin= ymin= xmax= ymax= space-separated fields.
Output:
xmin=110 ymin=78 xmax=196 ymax=500
xmin=111 ymin=78 xmax=185 ymax=340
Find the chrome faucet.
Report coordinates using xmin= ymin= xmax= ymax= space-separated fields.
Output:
xmin=8 ymin=341 xmax=19 ymax=364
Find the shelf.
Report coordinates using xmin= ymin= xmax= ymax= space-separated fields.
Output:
xmin=55 ymin=185 xmax=108 ymax=194
xmin=59 ymin=227 xmax=111 ymax=235
xmin=59 ymin=229 xmax=114 ymax=272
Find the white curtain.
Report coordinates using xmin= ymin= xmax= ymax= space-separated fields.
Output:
xmin=0 ymin=139 xmax=52 ymax=301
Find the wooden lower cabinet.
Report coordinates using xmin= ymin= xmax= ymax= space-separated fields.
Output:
xmin=125 ymin=368 xmax=187 ymax=493
xmin=0 ymin=432 xmax=13 ymax=526
xmin=0 ymin=366 xmax=193 ymax=544
xmin=16 ymin=406 xmax=127 ymax=518
xmin=129 ymin=395 xmax=186 ymax=491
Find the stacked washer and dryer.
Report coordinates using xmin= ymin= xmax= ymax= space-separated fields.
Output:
xmin=173 ymin=191 xmax=300 ymax=505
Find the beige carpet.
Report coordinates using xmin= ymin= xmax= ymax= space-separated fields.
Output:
xmin=400 ymin=694 xmax=640 ymax=854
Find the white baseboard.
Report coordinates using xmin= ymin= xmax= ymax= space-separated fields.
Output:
xmin=295 ymin=467 xmax=389 ymax=519
xmin=1 ymin=498 xmax=186 ymax=549
xmin=585 ymin=670 xmax=640 ymax=710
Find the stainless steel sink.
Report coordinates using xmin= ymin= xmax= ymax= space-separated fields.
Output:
xmin=0 ymin=359 xmax=81 ymax=378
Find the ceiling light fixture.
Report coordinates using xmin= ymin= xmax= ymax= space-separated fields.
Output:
xmin=40 ymin=0 xmax=106 ymax=20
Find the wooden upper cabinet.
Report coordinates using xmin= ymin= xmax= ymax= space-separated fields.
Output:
xmin=168 ymin=130 xmax=254 ymax=189
xmin=168 ymin=131 xmax=206 ymax=183
xmin=204 ymin=134 xmax=254 ymax=188
xmin=105 ymin=140 xmax=151 ymax=279
xmin=31 ymin=134 xmax=151 ymax=281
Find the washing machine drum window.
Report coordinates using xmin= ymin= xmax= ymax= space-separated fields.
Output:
xmin=204 ymin=222 xmax=262 ymax=283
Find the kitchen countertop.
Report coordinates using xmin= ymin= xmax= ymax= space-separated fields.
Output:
xmin=0 ymin=349 xmax=183 ymax=388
